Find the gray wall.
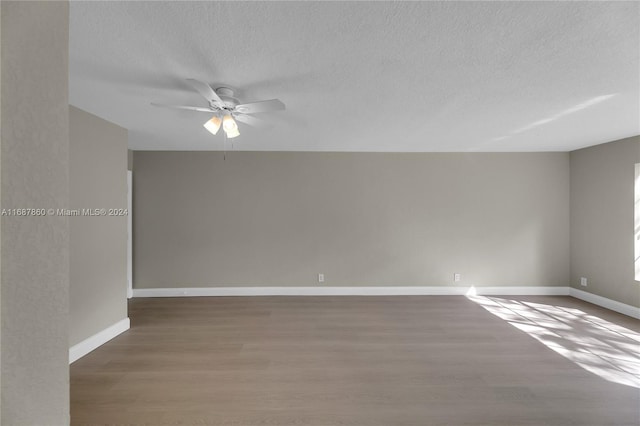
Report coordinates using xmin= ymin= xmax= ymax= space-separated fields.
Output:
xmin=1 ymin=1 xmax=3 ymax=417
xmin=134 ymin=151 xmax=570 ymax=288
xmin=1 ymin=1 xmax=70 ymax=424
xmin=570 ymin=136 xmax=640 ymax=307
xmin=128 ymin=149 xmax=134 ymax=171
xmin=70 ymin=106 xmax=128 ymax=346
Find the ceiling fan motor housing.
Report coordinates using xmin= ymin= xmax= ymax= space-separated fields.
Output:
xmin=215 ymin=87 xmax=239 ymax=110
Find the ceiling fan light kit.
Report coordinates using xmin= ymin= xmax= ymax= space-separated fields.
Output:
xmin=222 ymin=114 xmax=240 ymax=138
xmin=153 ymin=79 xmax=285 ymax=140
xmin=203 ymin=115 xmax=222 ymax=135
xmin=224 ymin=126 xmax=240 ymax=139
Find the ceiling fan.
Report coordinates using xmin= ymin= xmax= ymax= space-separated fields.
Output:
xmin=151 ymin=79 xmax=285 ymax=138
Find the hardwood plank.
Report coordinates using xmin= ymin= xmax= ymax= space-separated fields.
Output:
xmin=71 ymin=295 xmax=640 ymax=425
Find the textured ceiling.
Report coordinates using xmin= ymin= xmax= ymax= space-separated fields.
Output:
xmin=69 ymin=1 xmax=639 ymax=152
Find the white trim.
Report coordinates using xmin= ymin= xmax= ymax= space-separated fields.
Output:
xmin=127 ymin=170 xmax=133 ymax=299
xmin=470 ymin=286 xmax=570 ymax=296
xmin=132 ymin=286 xmax=570 ymax=298
xmin=569 ymin=288 xmax=640 ymax=319
xmin=69 ymin=318 xmax=130 ymax=364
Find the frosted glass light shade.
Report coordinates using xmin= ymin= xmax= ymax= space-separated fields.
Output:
xmin=222 ymin=114 xmax=238 ymax=132
xmin=225 ymin=126 xmax=240 ymax=138
xmin=203 ymin=116 xmax=222 ymax=135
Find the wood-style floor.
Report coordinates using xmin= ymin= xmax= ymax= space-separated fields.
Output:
xmin=71 ymin=295 xmax=640 ymax=426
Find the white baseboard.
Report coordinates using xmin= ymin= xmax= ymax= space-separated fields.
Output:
xmin=469 ymin=286 xmax=570 ymax=296
xmin=69 ymin=317 xmax=130 ymax=364
xmin=569 ymin=288 xmax=640 ymax=319
xmin=132 ymin=286 xmax=570 ymax=298
xmin=131 ymin=286 xmax=639 ymax=319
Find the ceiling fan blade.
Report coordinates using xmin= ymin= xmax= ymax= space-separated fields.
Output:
xmin=235 ymin=99 xmax=285 ymax=114
xmin=185 ymin=78 xmax=224 ymax=106
xmin=234 ymin=114 xmax=271 ymax=128
xmin=151 ymin=102 xmax=214 ymax=113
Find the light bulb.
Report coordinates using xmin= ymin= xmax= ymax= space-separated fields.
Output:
xmin=222 ymin=114 xmax=238 ymax=133
xmin=225 ymin=126 xmax=240 ymax=138
xmin=203 ymin=116 xmax=221 ymax=135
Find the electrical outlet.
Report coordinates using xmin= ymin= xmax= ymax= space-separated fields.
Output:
xmin=454 ymin=273 xmax=461 ymax=282
xmin=580 ymin=277 xmax=587 ymax=287
xmin=318 ymin=273 xmax=325 ymax=283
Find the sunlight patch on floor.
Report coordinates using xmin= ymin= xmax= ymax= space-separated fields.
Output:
xmin=468 ymin=295 xmax=640 ymax=388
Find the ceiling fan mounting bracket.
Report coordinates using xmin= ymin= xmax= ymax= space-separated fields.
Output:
xmin=215 ymin=87 xmax=235 ymax=97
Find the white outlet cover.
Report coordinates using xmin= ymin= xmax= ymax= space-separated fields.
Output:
xmin=454 ymin=273 xmax=461 ymax=282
